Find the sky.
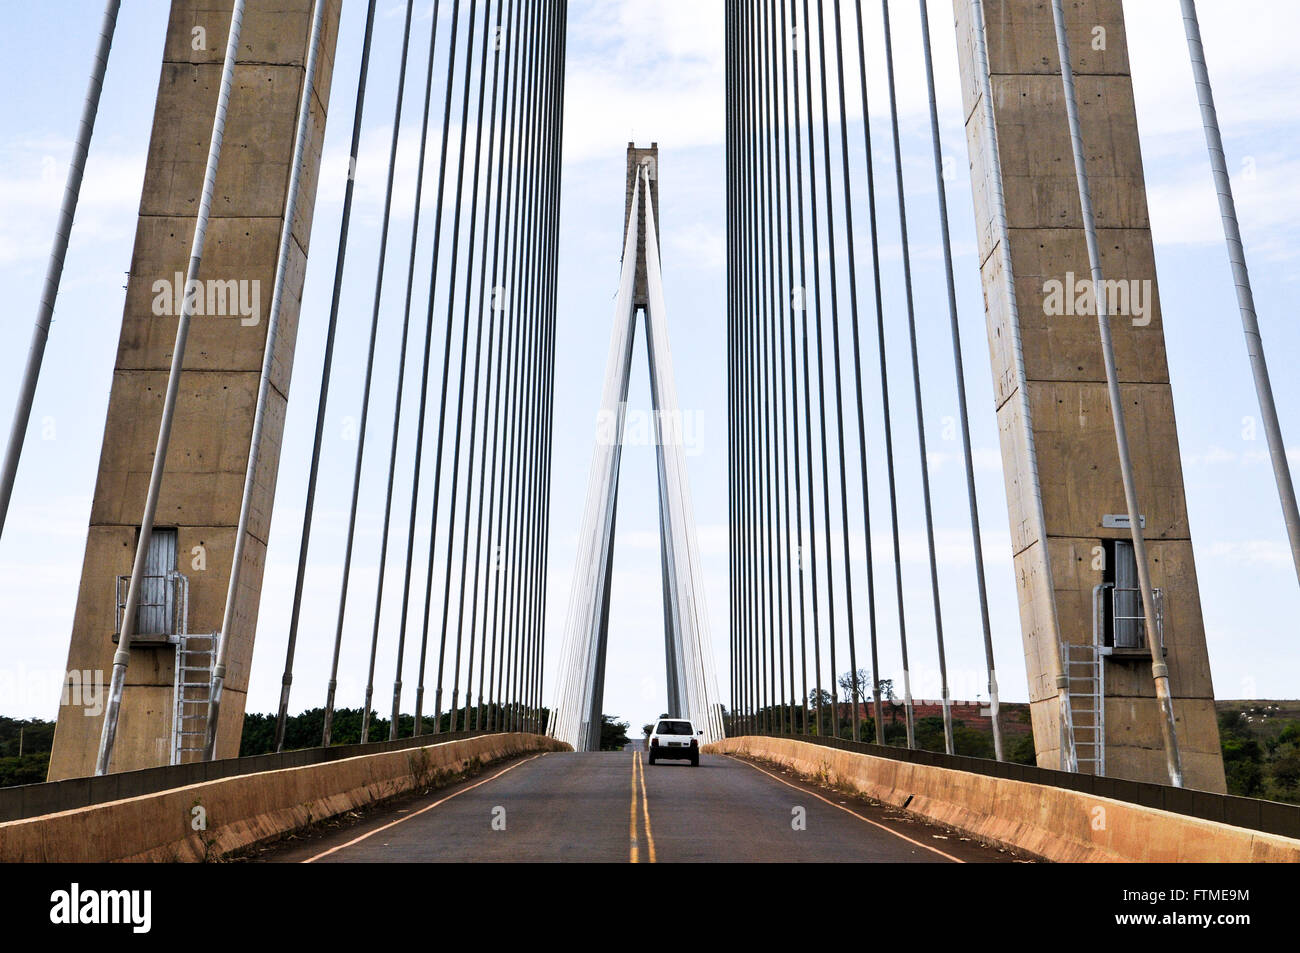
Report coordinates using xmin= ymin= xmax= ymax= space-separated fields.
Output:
xmin=0 ymin=1 xmax=1298 ymax=735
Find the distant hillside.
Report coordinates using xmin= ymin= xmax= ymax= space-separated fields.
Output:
xmin=1215 ymin=700 xmax=1300 ymax=803
xmin=0 ymin=716 xmax=54 ymax=787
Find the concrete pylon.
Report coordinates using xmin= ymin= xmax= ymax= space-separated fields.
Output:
xmin=624 ymin=143 xmax=684 ymax=718
xmin=953 ymin=0 xmax=1225 ymax=791
xmin=48 ymin=0 xmax=343 ymax=779
xmin=551 ymin=146 xmax=725 ymax=751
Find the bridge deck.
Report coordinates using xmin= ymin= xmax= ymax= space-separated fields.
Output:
xmin=254 ymin=750 xmax=1023 ymax=863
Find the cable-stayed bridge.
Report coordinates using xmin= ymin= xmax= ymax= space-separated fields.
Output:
xmin=549 ymin=153 xmax=725 ymax=752
xmin=1 ymin=0 xmax=1298 ymax=866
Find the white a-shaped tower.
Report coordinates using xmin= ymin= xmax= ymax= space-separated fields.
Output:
xmin=549 ymin=147 xmax=725 ymax=752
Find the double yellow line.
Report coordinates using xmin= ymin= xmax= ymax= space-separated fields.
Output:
xmin=628 ymin=750 xmax=656 ymax=863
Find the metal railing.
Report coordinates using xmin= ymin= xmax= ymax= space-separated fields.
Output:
xmin=1094 ymin=582 xmax=1164 ymax=654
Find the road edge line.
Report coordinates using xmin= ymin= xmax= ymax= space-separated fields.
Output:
xmin=723 ymin=753 xmax=965 ymax=863
xmin=301 ymin=753 xmax=547 ymax=863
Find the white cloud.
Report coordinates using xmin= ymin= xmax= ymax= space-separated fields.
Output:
xmin=1146 ymin=155 xmax=1300 ymax=255
xmin=563 ymin=1 xmax=725 ymax=162
xmin=1127 ymin=2 xmax=1300 ymax=258
xmin=1204 ymin=539 xmax=1294 ymax=568
xmin=926 ymin=445 xmax=1002 ymax=474
xmin=0 ymin=139 xmax=144 ymax=265
xmin=1125 ymin=1 xmax=1300 ymax=140
xmin=668 ymin=221 xmax=725 ymax=271
xmin=1184 ymin=444 xmax=1300 ymax=468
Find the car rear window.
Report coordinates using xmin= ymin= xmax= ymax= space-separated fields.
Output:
xmin=656 ymin=720 xmax=693 ymax=735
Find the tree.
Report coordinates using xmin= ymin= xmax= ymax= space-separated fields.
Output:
xmin=914 ymin=715 xmax=948 ymax=753
xmin=1010 ymin=733 xmax=1038 ymax=766
xmin=807 ymin=689 xmax=834 ymax=734
xmin=877 ymin=679 xmax=899 ymax=725
xmin=952 ymin=722 xmax=995 ymax=759
xmin=0 ymin=716 xmax=55 ymax=758
xmin=1272 ymin=749 xmax=1300 ymax=793
xmin=835 ymin=669 xmax=877 ymax=736
xmin=0 ymin=753 xmax=49 ymax=787
xmin=600 ymin=715 xmax=631 ymax=751
xmin=838 ymin=669 xmax=871 ymax=712
xmin=1219 ymin=712 xmax=1264 ymax=798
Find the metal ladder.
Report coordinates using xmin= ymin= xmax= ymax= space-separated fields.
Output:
xmin=1061 ymin=642 xmax=1105 ymax=776
xmin=172 ymin=632 xmax=216 ymax=764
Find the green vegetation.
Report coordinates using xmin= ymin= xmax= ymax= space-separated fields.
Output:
xmin=722 ymin=672 xmax=1039 ymax=766
xmin=0 ymin=704 xmax=557 ymax=786
xmin=1009 ymin=732 xmax=1038 ymax=765
xmin=599 ymin=715 xmax=631 ymax=751
xmin=0 ymin=716 xmax=55 ymax=787
xmin=1218 ymin=707 xmax=1300 ymax=804
xmin=239 ymin=704 xmax=549 ymax=756
xmin=914 ymin=715 xmax=996 ymax=759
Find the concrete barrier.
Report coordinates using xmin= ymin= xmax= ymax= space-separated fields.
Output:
xmin=707 ymin=736 xmax=1300 ymax=862
xmin=0 ymin=732 xmax=568 ymax=862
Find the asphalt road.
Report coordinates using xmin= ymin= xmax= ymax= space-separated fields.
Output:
xmin=261 ymin=751 xmax=1020 ymax=863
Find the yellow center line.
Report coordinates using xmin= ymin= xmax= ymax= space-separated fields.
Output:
xmin=637 ymin=749 xmax=657 ymax=863
xmin=629 ymin=748 xmax=640 ymax=863
xmin=724 ymin=754 xmax=965 ymax=863
xmin=301 ymin=752 xmax=546 ymax=863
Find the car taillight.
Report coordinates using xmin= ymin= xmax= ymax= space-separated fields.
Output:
xmin=650 ymin=738 xmax=658 ymax=746
xmin=690 ymin=738 xmax=698 ymax=747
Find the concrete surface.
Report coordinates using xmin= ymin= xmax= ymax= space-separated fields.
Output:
xmin=49 ymin=0 xmax=344 ymax=779
xmin=261 ymin=750 xmax=1017 ymax=863
xmin=953 ymin=0 xmax=1224 ymax=790
xmin=3 ymin=733 xmax=565 ymax=863
xmin=711 ymin=735 xmax=1300 ymax=862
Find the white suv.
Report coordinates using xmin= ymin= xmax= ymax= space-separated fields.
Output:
xmin=647 ymin=718 xmax=702 ymax=766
